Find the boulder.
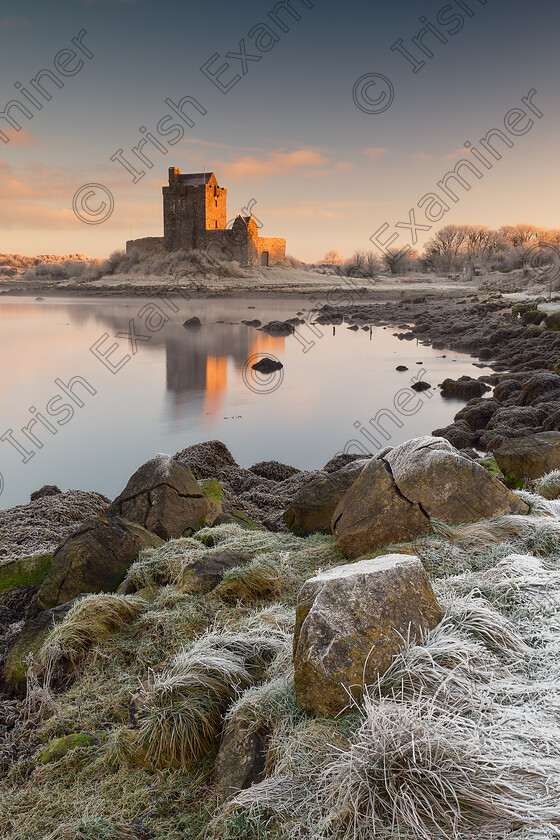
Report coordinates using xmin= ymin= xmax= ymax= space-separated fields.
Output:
xmin=0 ymin=553 xmax=53 ymax=596
xmin=322 ymin=453 xmax=365 ymax=473
xmin=37 ymin=518 xmax=163 ymax=610
xmin=520 ymin=372 xmax=560 ymax=406
xmin=183 ymin=316 xmax=202 ymax=329
xmin=260 ymin=321 xmax=295 ymax=337
xmin=212 ymin=511 xmax=257 ymax=530
xmin=174 ymin=440 xmax=237 ymax=479
xmin=284 ymin=465 xmax=367 ymax=536
xmin=214 ymin=721 xmax=268 ymax=798
xmin=440 ymin=377 xmax=490 ymax=399
xmin=108 ymin=454 xmax=210 ymax=539
xmin=2 ymin=602 xmax=73 ymax=695
xmin=384 ymin=436 xmax=528 ymax=524
xmin=543 ymin=312 xmax=560 ymax=330
xmin=251 ymin=358 xmax=283 ymax=374
xmin=331 ymin=459 xmax=431 ymax=559
xmin=39 ymin=733 xmax=97 ymax=764
xmin=250 ymin=461 xmax=300 ymax=482
xmin=493 ymin=432 xmax=560 ymax=482
xmin=180 ymin=549 xmax=254 ymax=594
xmin=293 ymin=554 xmax=442 ymax=716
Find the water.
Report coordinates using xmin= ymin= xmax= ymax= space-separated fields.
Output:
xmin=0 ymin=295 xmax=487 ymax=509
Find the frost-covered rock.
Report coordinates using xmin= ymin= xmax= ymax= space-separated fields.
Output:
xmin=293 ymin=554 xmax=442 ymax=716
xmin=493 ymin=432 xmax=560 ymax=482
xmin=284 ymin=465 xmax=366 ymax=536
xmin=109 ymin=454 xmax=210 ymax=539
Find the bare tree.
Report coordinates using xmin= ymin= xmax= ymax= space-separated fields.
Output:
xmin=322 ymin=249 xmax=343 ymax=265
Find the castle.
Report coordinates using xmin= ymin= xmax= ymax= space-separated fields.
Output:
xmin=126 ymin=168 xmax=286 ymax=267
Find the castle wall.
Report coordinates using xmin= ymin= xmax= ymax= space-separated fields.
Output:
xmin=257 ymin=237 xmax=286 ymax=265
xmin=126 ymin=236 xmax=164 ymax=255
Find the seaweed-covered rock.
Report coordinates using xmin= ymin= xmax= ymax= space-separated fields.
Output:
xmin=250 ymin=461 xmax=300 ymax=482
xmin=440 ymin=377 xmax=490 ymax=399
xmin=174 ymin=440 xmax=237 ymax=479
xmin=293 ymin=554 xmax=442 ymax=716
xmin=284 ymin=466 xmax=366 ymax=536
xmin=493 ymin=432 xmax=560 ymax=482
xmin=108 ymin=454 xmax=210 ymax=539
xmin=37 ymin=518 xmax=163 ymax=610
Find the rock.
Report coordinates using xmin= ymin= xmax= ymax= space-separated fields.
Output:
xmin=284 ymin=466 xmax=366 ymax=536
xmin=384 ymin=436 xmax=528 ymax=524
xmin=543 ymin=312 xmax=560 ymax=330
xmin=2 ymin=602 xmax=73 ymax=695
xmin=431 ymin=421 xmax=476 ymax=450
xmin=214 ymin=721 xmax=268 ymax=798
xmin=183 ymin=316 xmax=202 ymax=329
xmin=251 ymin=357 xmax=283 ymax=374
xmin=174 ymin=440 xmax=237 ymax=479
xmin=493 ymin=432 xmax=560 ymax=482
xmin=212 ymin=511 xmax=257 ymax=530
xmin=322 ymin=453 xmax=365 ymax=473
xmin=331 ymin=459 xmax=431 ymax=559
xmin=250 ymin=461 xmax=300 ymax=482
xmin=241 ymin=319 xmax=262 ymax=328
xmin=108 ymin=454 xmax=210 ymax=539
xmin=30 ymin=485 xmax=62 ymax=502
xmin=440 ymin=377 xmax=491 ymax=399
xmin=396 ymin=365 xmax=409 ymax=371
xmin=520 ymin=372 xmax=560 ymax=406
xmin=39 ymin=733 xmax=97 ymax=764
xmin=180 ymin=549 xmax=254 ymax=594
xmin=0 ymin=553 xmax=53 ymax=596
xmin=411 ymin=381 xmax=432 ymax=392
xmin=260 ymin=321 xmax=295 ymax=337
xmin=454 ymin=398 xmax=499 ymax=431
xmin=493 ymin=378 xmax=523 ymax=402
xmin=37 ymin=518 xmax=163 ymax=610
xmin=293 ymin=554 xmax=442 ymax=716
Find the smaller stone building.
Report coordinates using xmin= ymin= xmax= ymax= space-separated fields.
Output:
xmin=126 ymin=168 xmax=286 ymax=266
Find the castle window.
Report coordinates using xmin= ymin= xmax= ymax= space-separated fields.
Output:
xmin=215 ymin=199 xmax=218 ymax=208
xmin=215 ymin=220 xmax=218 ymax=228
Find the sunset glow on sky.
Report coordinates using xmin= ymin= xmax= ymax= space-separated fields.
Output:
xmin=0 ymin=0 xmax=558 ymax=261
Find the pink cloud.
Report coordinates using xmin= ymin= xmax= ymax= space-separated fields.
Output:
xmin=0 ymin=127 xmax=38 ymax=148
xmin=408 ymin=152 xmax=432 ymax=160
xmin=445 ymin=148 xmax=470 ymax=160
xmin=213 ymin=148 xmax=331 ymax=181
xmin=362 ymin=147 xmax=389 ymax=160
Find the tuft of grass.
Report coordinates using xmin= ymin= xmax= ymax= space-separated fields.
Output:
xmin=214 ymin=555 xmax=291 ymax=603
xmin=317 ymin=694 xmax=543 ymax=840
xmin=535 ymin=470 xmax=560 ymax=500
xmin=37 ymin=594 xmax=146 ymax=676
xmin=45 ymin=817 xmax=137 ymax=839
xmin=134 ymin=628 xmax=289 ymax=769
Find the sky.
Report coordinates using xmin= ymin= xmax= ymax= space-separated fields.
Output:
xmin=0 ymin=0 xmax=558 ymax=262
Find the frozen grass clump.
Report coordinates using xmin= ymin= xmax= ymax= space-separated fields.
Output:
xmin=316 ymin=694 xmax=546 ymax=840
xmin=134 ymin=627 xmax=290 ymax=769
xmin=534 ymin=470 xmax=560 ymax=500
xmin=38 ymin=594 xmax=146 ymax=674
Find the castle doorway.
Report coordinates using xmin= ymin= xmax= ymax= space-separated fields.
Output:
xmin=261 ymin=251 xmax=269 ymax=266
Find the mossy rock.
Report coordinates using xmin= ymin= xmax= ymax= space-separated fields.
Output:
xmin=213 ymin=511 xmax=257 ymax=530
xmin=0 ymin=553 xmax=53 ymax=595
xmin=2 ymin=602 xmax=73 ymax=695
xmin=39 ymin=733 xmax=97 ymax=764
xmin=479 ymin=458 xmax=503 ymax=478
xmin=202 ymin=478 xmax=224 ymax=505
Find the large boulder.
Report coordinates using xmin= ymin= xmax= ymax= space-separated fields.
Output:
xmin=384 ymin=436 xmax=529 ymax=524
xmin=2 ymin=602 xmax=73 ymax=695
xmin=440 ymin=377 xmax=490 ymax=399
xmin=493 ymin=432 xmax=560 ymax=482
xmin=284 ymin=465 xmax=366 ymax=536
xmin=37 ymin=518 xmax=163 ymax=610
xmin=108 ymin=454 xmax=210 ymax=539
xmin=293 ymin=554 xmax=442 ymax=716
xmin=331 ymin=459 xmax=431 ymax=559
xmin=520 ymin=372 xmax=560 ymax=406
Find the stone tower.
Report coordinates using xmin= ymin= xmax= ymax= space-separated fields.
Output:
xmin=163 ymin=168 xmax=227 ymax=251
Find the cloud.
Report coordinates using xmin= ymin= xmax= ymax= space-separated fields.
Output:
xmin=0 ymin=16 xmax=26 ymax=28
xmin=362 ymin=147 xmax=389 ymax=160
xmin=408 ymin=152 xmax=432 ymax=160
xmin=0 ymin=127 xmax=38 ymax=148
xmin=213 ymin=148 xmax=331 ymax=181
xmin=445 ymin=148 xmax=470 ymax=160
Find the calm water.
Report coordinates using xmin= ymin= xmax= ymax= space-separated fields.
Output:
xmin=0 ymin=296 xmax=487 ymax=510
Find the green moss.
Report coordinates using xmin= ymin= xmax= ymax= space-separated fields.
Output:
xmin=202 ymin=478 xmax=225 ymax=505
xmin=479 ymin=458 xmax=502 ymax=477
xmin=39 ymin=733 xmax=97 ymax=764
xmin=503 ymin=471 xmax=524 ymax=490
xmin=0 ymin=553 xmax=53 ymax=595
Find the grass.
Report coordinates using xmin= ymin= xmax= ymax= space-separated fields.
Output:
xmin=535 ymin=469 xmax=560 ymax=500
xmin=5 ymin=510 xmax=560 ymax=840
